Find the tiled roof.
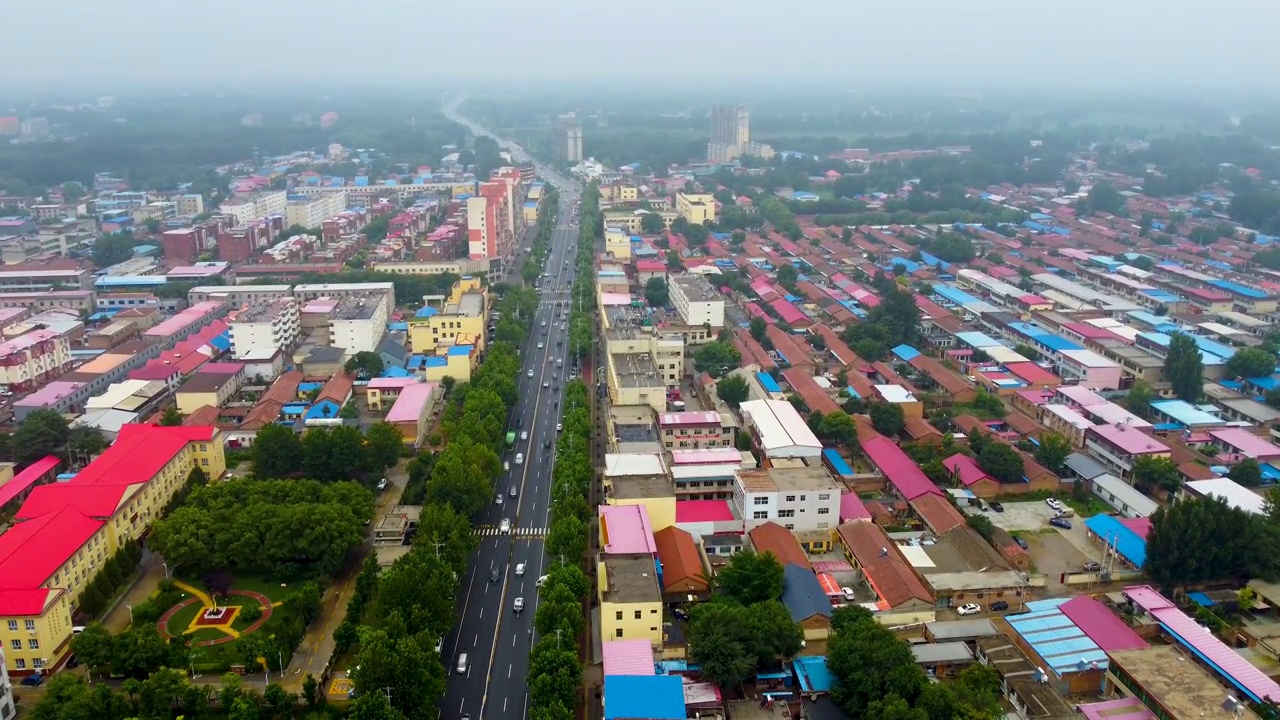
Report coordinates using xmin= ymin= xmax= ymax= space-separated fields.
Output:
xmin=748 ymin=522 xmax=812 ymax=570
xmin=653 ymin=527 xmax=706 ymax=593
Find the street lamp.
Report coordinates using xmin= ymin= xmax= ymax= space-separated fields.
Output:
xmin=162 ymin=562 xmax=171 ymax=579
xmin=125 ymin=604 xmax=133 ymax=623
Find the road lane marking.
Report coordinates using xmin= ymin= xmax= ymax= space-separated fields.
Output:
xmin=473 ymin=634 xmax=478 ymax=647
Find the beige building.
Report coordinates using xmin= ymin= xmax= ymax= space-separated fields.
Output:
xmin=328 ymin=295 xmax=389 ymax=354
xmin=603 ymin=209 xmax=676 ymax=235
xmin=605 ymin=227 xmax=632 ymax=261
xmin=553 ymin=116 xmax=584 ymax=163
xmin=668 ymin=274 xmax=724 ymax=328
xmin=733 ymin=467 xmax=841 ymax=533
xmin=598 ymin=554 xmax=664 ymax=648
xmin=174 ymin=194 xmax=205 ymax=216
xmin=230 ymin=297 xmax=301 ymax=358
xmin=676 ymin=193 xmax=716 ymax=225
xmin=707 ymin=104 xmax=750 ymax=163
xmin=218 ymin=190 xmax=287 ymax=225
xmin=285 ymin=191 xmax=347 ymax=229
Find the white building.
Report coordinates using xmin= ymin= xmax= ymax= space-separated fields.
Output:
xmin=0 ymin=643 xmax=12 ymax=720
xmin=739 ymin=399 xmax=823 ymax=460
xmin=669 ymin=274 xmax=725 ymax=329
xmin=466 ymin=195 xmax=491 ymax=260
xmin=230 ymin=297 xmax=301 ymax=358
xmin=329 ymin=295 xmax=388 ymax=354
xmin=294 ymin=282 xmax=396 ymax=316
xmin=733 ymin=466 xmax=841 ymax=532
xmin=285 ymin=191 xmax=347 ymax=229
xmin=218 ymin=190 xmax=287 ymax=225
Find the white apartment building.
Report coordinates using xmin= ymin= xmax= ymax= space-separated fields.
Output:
xmin=329 ymin=295 xmax=389 ymax=353
xmin=285 ymin=191 xmax=347 ymax=229
xmin=293 ymin=282 xmax=396 ymax=316
xmin=466 ymin=195 xmax=491 ymax=260
xmin=218 ymin=190 xmax=287 ymax=225
xmin=0 ymin=329 xmax=73 ymax=393
xmin=230 ymin=298 xmax=301 ymax=358
xmin=732 ymin=466 xmax=841 ymax=533
xmin=669 ymin=274 xmax=725 ymax=328
xmin=174 ymin=194 xmax=205 ymax=216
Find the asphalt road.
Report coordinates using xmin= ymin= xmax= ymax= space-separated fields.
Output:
xmin=440 ymin=99 xmax=583 ymax=720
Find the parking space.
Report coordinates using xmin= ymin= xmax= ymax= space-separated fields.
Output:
xmin=962 ymin=500 xmax=1065 ymax=533
xmin=1024 ymin=531 xmax=1092 ymax=591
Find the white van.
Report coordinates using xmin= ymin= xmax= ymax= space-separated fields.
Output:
xmin=503 ymin=461 xmax=510 ymax=473
xmin=515 ymin=453 xmax=524 ymax=465
xmin=456 ymin=653 xmax=469 ymax=674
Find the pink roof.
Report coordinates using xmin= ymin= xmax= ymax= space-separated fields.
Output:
xmin=599 ymin=504 xmax=657 ymax=555
xmin=14 ymin=381 xmax=86 ymax=408
xmin=144 ymin=301 xmax=225 ymax=337
xmin=367 ymin=377 xmax=422 ymax=390
xmin=1004 ymin=362 xmax=1059 ymax=385
xmin=1089 ymin=424 xmax=1169 ymax=455
xmin=0 ymin=328 xmax=59 ymax=357
xmin=943 ymin=453 xmax=993 ymax=487
xmin=1018 ymin=294 xmax=1050 ymax=305
xmin=386 ymin=382 xmax=436 ymax=423
xmin=658 ymin=411 xmax=721 ymax=427
xmin=1208 ymin=427 xmax=1280 ymax=459
xmin=1057 ymin=385 xmax=1107 ymax=406
xmin=861 ymin=436 xmax=942 ymax=500
xmin=1058 ymin=596 xmax=1148 ymax=652
xmin=769 ymin=298 xmax=806 ymax=325
xmin=670 ymin=449 xmax=742 ymax=465
xmin=1118 ymin=517 xmax=1152 ymax=538
xmin=602 ymin=639 xmax=655 ymax=676
xmin=1124 ymin=585 xmax=1280 ymax=702
xmin=675 ymin=500 xmax=735 ymax=523
xmin=840 ymin=492 xmax=872 ymax=522
xmin=1077 ymin=698 xmax=1154 ymax=720
xmin=0 ymin=456 xmax=60 ymax=508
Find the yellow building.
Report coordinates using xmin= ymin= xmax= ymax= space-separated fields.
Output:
xmin=603 ymin=328 xmax=684 ymax=412
xmin=676 ymin=193 xmax=716 ymax=225
xmin=0 ymin=425 xmax=225 ymax=675
xmin=598 ymin=554 xmax=664 ymax=647
xmin=605 ymin=227 xmax=632 ymax=261
xmin=421 ymin=344 xmax=475 ymax=383
xmin=604 ymin=453 xmax=676 ymax=531
xmin=603 ymin=209 xmax=676 ymax=235
xmin=600 ymin=184 xmax=639 ymax=203
xmin=407 ymin=278 xmax=487 ymax=354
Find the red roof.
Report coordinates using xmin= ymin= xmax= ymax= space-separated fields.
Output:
xmin=943 ymin=453 xmax=993 ymax=488
xmin=15 ymin=483 xmax=135 ymax=520
xmin=0 ymin=455 xmax=60 ymax=507
xmin=62 ymin=424 xmax=214 ymax=488
xmin=861 ymin=436 xmax=942 ymax=500
xmin=675 ymin=500 xmax=735 ymax=523
xmin=749 ymin=522 xmax=812 ymax=570
xmin=0 ymin=506 xmax=104 ymax=595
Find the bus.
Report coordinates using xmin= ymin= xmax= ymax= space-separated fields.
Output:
xmin=505 ymin=431 xmax=516 ymax=447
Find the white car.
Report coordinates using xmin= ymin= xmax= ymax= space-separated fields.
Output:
xmin=376 ymin=478 xmax=388 ymax=491
xmin=535 ymin=575 xmax=549 ymax=588
xmin=513 ymin=597 xmax=524 ymax=614
xmin=515 ymin=562 xmax=526 ymax=576
xmin=537 ymin=342 xmax=544 ymax=349
xmin=520 ymin=431 xmax=529 ymax=441
xmin=527 ymin=369 xmax=534 ymax=378
xmin=956 ymin=603 xmax=982 ymax=616
xmin=540 ymin=320 xmax=546 ymax=327
xmin=500 ymin=518 xmax=512 ymax=533
xmin=841 ymin=587 xmax=857 ymax=601
xmin=1045 ymin=498 xmax=1064 ymax=510
xmin=556 ymin=423 xmax=563 ymax=432
xmin=543 ymin=381 xmax=550 ymax=388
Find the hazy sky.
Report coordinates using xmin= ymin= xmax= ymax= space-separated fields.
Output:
xmin=6 ymin=0 xmax=1279 ymax=90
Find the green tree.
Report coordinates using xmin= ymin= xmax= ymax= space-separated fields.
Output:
xmin=345 ymin=351 xmax=387 ymax=379
xmin=12 ymin=408 xmax=70 ymax=465
xmin=1229 ymin=458 xmax=1264 ymax=488
xmin=1227 ymin=347 xmax=1278 ymax=379
xmin=109 ymin=624 xmax=174 ymax=679
xmin=252 ymin=422 xmax=303 ymax=479
xmin=528 ymin=637 xmax=583 ymax=711
xmin=749 ymin=316 xmax=768 ymax=343
xmin=639 ymin=211 xmax=666 ymax=234
xmin=715 ymin=550 xmax=784 ymax=604
xmin=827 ymin=605 xmax=926 ymax=718
xmin=159 ymin=405 xmax=184 ymax=426
xmin=687 ymin=618 xmax=753 ymax=688
xmin=716 ymin=374 xmax=750 ymax=407
xmin=365 ymin=421 xmax=406 ymax=473
xmin=1131 ymin=455 xmax=1182 ymax=494
xmin=1164 ymin=331 xmax=1205 ymax=402
xmin=351 ymin=689 xmax=408 ymax=720
xmin=694 ymin=341 xmax=743 ymax=377
xmin=1034 ymin=432 xmax=1072 ymax=475
xmin=302 ymin=425 xmax=369 ymax=482
xmin=870 ymin=403 xmax=906 ymax=437
xmin=644 ymin=277 xmax=670 ymax=307
xmin=1147 ymin=495 xmax=1280 ymax=591
xmin=977 ymin=442 xmax=1025 ymax=484
xmin=1125 ymin=381 xmax=1155 ymax=419
xmin=61 ymin=181 xmax=86 ymax=201
xmin=352 ymin=630 xmax=446 ymax=719
xmin=819 ymin=411 xmax=858 ymax=446
xmin=67 ymin=426 xmax=109 ymax=457
xmin=69 ymin=621 xmax=115 ymax=673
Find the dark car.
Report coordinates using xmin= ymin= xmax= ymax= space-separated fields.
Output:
xmin=989 ymin=501 xmax=1004 ymax=513
xmin=1049 ymin=517 xmax=1072 ymax=530
xmin=489 ymin=565 xmax=501 ymax=583
xmin=20 ymin=674 xmax=44 ymax=686
xmin=988 ymin=600 xmax=1009 ymax=612
xmin=1012 ymin=535 xmax=1029 ymax=550
xmin=66 ymin=655 xmax=80 ymax=668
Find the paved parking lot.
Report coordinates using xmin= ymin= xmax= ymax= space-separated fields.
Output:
xmin=963 ymin=500 xmax=1064 ymax=532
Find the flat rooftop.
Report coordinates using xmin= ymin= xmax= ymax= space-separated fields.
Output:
xmin=443 ymin=290 xmax=484 ymax=317
xmin=601 ymin=554 xmax=661 ymax=604
xmin=233 ymin=298 xmax=295 ymax=324
xmin=332 ymin=294 xmax=380 ymax=320
xmin=609 ymin=475 xmax=673 ymax=500
xmin=612 ymin=352 xmax=663 ymax=388
xmin=670 ymin=273 xmax=719 ymax=303
xmin=1109 ymin=645 xmax=1261 ymax=720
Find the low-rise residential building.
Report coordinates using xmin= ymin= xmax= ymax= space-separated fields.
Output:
xmin=675 ymin=193 xmax=716 ymax=225
xmin=0 ymin=425 xmax=225 ymax=675
xmin=738 ymin=399 xmax=823 ymax=460
xmin=732 ymin=466 xmax=841 ymax=534
xmin=328 ymin=294 xmax=389 ymax=354
xmin=385 ymin=382 xmax=438 ymax=447
xmin=0 ymin=329 xmax=73 ymax=393
xmin=656 ymin=410 xmax=736 ymax=450
xmin=1084 ymin=425 xmax=1171 ymax=478
xmin=598 ymin=554 xmax=663 ymax=648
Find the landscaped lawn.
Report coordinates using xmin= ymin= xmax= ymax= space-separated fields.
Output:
xmin=166 ymin=601 xmax=204 ymax=636
xmin=185 ymin=628 xmax=227 ymax=643
xmin=176 ymin=573 xmax=296 ymax=604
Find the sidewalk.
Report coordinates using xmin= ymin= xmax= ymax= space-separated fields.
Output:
xmin=102 ymin=553 xmax=167 ymax=634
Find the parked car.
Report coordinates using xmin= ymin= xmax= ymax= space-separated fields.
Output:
xmin=1045 ymin=498 xmax=1064 ymax=510
xmin=1012 ymin=535 xmax=1029 ymax=550
xmin=1084 ymin=560 xmax=1102 ymax=571
xmin=989 ymin=501 xmax=1004 ymax=512
xmin=535 ymin=575 xmax=549 ymax=588
xmin=956 ymin=603 xmax=981 ymax=616
xmin=989 ymin=600 xmax=1009 ymax=612
xmin=376 ymin=478 xmax=388 ymax=491
xmin=20 ymin=674 xmax=43 ymax=686
xmin=1049 ymin=517 xmax=1072 ymax=530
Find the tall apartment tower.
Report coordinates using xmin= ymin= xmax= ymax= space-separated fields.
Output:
xmin=708 ymin=104 xmax=750 ymax=163
xmin=553 ymin=116 xmax=584 ymax=164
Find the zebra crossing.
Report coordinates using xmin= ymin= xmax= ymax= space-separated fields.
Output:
xmin=476 ymin=525 xmax=548 ymax=538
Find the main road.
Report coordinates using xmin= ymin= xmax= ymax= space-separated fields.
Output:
xmin=440 ymin=96 xmax=583 ymax=720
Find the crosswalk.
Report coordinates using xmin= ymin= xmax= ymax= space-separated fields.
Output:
xmin=476 ymin=526 xmax=549 ymax=538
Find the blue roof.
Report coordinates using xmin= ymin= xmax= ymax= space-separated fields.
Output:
xmin=447 ymin=345 xmax=473 ymax=356
xmin=1150 ymin=399 xmax=1224 ymax=427
xmin=1209 ymin=279 xmax=1268 ymax=299
xmin=886 ymin=257 xmax=920 ymax=273
xmin=1083 ymin=514 xmax=1146 ymax=567
xmin=425 ymin=356 xmax=447 ymax=368
xmin=892 ymin=344 xmax=921 ymax=362
xmin=388 ymin=322 xmax=409 ymax=332
xmin=88 ymin=311 xmax=117 ymax=321
xmin=794 ymin=656 xmax=835 ymax=693
xmin=823 ymin=449 xmax=853 ymax=476
xmin=933 ymin=284 xmax=981 ymax=307
xmin=415 ymin=307 xmax=438 ymax=318
xmin=757 ymin=372 xmax=782 ymax=394
xmin=407 ymin=355 xmax=426 ymax=370
xmin=94 ymin=275 xmax=167 ymax=287
xmin=603 ymin=675 xmax=685 ymax=720
xmin=1139 ymin=289 xmax=1181 ymax=302
xmin=381 ymin=366 xmax=411 ymax=378
xmin=298 ymin=382 xmax=324 ymax=392
xmin=208 ymin=333 xmax=231 ymax=352
xmin=1006 ymin=598 xmax=1110 ymax=674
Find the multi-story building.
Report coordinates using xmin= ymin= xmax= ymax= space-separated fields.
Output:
xmin=597 ymin=554 xmax=663 ymax=648
xmin=407 ymin=278 xmax=487 ymax=353
xmin=0 ymin=425 xmax=225 ymax=675
xmin=0 ymin=260 xmax=92 ymax=293
xmin=553 ymin=116 xmax=584 ymax=163
xmin=1083 ymin=424 xmax=1171 ymax=478
xmin=732 ymin=467 xmax=841 ymax=532
xmin=160 ymin=227 xmax=210 ymax=262
xmin=657 ymin=411 xmax=737 ymax=450
xmin=0 ymin=330 xmax=73 ymax=393
xmin=605 ymin=227 xmax=632 ymax=261
xmin=668 ymin=274 xmax=724 ymax=328
xmin=285 ymin=191 xmax=348 ymax=229
xmin=293 ymin=282 xmax=395 ymax=316
xmin=328 ymin=295 xmax=389 ymax=354
xmin=19 ymin=118 xmax=49 ymax=139
xmin=218 ymin=190 xmax=287 ymax=225
xmin=0 ymin=642 xmax=12 ymax=718
xmin=707 ymin=104 xmax=749 ymax=163
xmin=602 ymin=209 xmax=676 ymax=235
xmin=229 ymin=298 xmax=301 ymax=358
xmin=173 ymin=194 xmax=204 ymax=216
xmin=0 ymin=117 xmax=18 ymax=136
xmin=675 ymin=193 xmax=716 ymax=225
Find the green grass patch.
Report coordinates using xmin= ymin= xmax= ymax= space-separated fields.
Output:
xmin=185 ymin=628 xmax=228 ymax=643
xmin=175 ymin=573 xmax=295 ymax=605
xmin=166 ymin=601 xmax=204 ymax=635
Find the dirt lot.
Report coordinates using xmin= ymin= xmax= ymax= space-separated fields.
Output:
xmin=1024 ymin=531 xmax=1093 ymax=597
